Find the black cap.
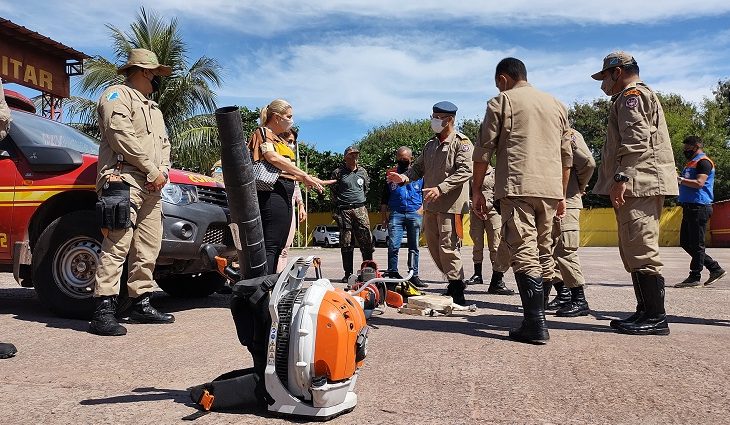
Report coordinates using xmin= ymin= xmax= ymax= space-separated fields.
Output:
xmin=344 ymin=146 xmax=360 ymax=156
xmin=433 ymin=101 xmax=458 ymax=115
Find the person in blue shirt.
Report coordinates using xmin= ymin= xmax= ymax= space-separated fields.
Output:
xmin=380 ymin=147 xmax=427 ymax=288
xmin=675 ymin=136 xmax=726 ymax=287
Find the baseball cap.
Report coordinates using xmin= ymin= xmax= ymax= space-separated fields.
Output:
xmin=591 ymin=52 xmax=636 ymax=80
xmin=344 ymin=146 xmax=360 ymax=156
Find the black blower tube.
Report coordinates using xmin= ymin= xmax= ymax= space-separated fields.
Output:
xmin=215 ymin=106 xmax=267 ymax=279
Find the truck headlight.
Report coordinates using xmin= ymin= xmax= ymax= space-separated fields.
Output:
xmin=161 ymin=183 xmax=198 ymax=205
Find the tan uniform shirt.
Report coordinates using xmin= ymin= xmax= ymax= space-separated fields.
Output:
xmin=566 ymin=130 xmax=596 ymax=209
xmin=593 ymin=81 xmax=678 ymax=197
xmin=407 ymin=131 xmax=473 ymax=214
xmin=480 ymin=167 xmax=496 ymax=212
xmin=474 ymin=81 xmax=573 ymax=200
xmin=0 ymin=81 xmax=10 ymax=141
xmin=96 ymin=84 xmax=171 ymax=191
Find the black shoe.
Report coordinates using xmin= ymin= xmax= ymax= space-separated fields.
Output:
xmin=556 ymin=286 xmax=590 ymax=317
xmin=610 ymin=272 xmax=645 ymax=329
xmin=447 ymin=280 xmax=466 ymax=306
xmin=543 ymin=281 xmax=553 ymax=309
xmin=0 ymin=342 xmax=17 ymax=359
xmin=509 ymin=273 xmax=549 ymax=344
xmin=674 ymin=274 xmax=701 ymax=288
xmin=704 ymin=269 xmax=727 ymax=286
xmin=88 ymin=296 xmax=127 ymax=336
xmin=128 ymin=294 xmax=175 ymax=324
xmin=466 ymin=274 xmax=483 ymax=285
xmin=616 ymin=273 xmax=670 ymax=336
xmin=546 ymin=281 xmax=571 ymax=310
xmin=410 ymin=275 xmax=428 ymax=288
xmin=487 ymin=271 xmax=514 ymax=295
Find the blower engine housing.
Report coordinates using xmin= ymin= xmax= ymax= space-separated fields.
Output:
xmin=265 ymin=257 xmax=368 ymax=419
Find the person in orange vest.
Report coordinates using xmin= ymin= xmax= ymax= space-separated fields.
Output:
xmin=675 ymin=135 xmax=726 ymax=287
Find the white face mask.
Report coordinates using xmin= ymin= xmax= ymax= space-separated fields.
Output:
xmin=280 ymin=116 xmax=294 ymax=131
xmin=431 ymin=117 xmax=445 ymax=133
xmin=600 ymin=70 xmax=617 ymax=96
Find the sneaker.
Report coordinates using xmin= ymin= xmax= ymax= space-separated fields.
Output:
xmin=704 ymin=269 xmax=727 ymax=286
xmin=409 ymin=275 xmax=428 ymax=288
xmin=674 ymin=275 xmax=701 ymax=288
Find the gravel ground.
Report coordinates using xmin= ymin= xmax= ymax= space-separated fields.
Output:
xmin=1 ymin=246 xmax=729 ymax=425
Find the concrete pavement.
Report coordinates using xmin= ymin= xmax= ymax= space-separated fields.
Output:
xmin=1 ymin=247 xmax=729 ymax=424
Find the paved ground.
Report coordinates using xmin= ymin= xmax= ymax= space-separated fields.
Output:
xmin=1 ymin=246 xmax=729 ymax=425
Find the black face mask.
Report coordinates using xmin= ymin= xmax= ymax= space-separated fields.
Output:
xmin=683 ymin=149 xmax=697 ymax=160
xmin=151 ymin=75 xmax=162 ymax=93
xmin=397 ymin=160 xmax=410 ymax=171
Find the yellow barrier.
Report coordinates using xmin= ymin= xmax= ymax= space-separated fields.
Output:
xmin=300 ymin=207 xmax=688 ymax=247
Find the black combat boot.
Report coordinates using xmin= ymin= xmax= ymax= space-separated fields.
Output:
xmin=128 ymin=293 xmax=175 ymax=324
xmin=546 ymin=280 xmax=571 ymax=311
xmin=616 ymin=273 xmax=670 ymax=336
xmin=543 ymin=280 xmax=553 ymax=309
xmin=466 ymin=263 xmax=483 ymax=285
xmin=88 ymin=296 xmax=127 ymax=336
xmin=487 ymin=271 xmax=515 ymax=295
xmin=610 ymin=272 xmax=644 ymax=329
xmin=447 ymin=280 xmax=467 ymax=306
xmin=0 ymin=342 xmax=17 ymax=359
xmin=341 ymin=249 xmax=354 ymax=283
xmin=509 ymin=273 xmax=549 ymax=344
xmin=556 ymin=285 xmax=590 ymax=317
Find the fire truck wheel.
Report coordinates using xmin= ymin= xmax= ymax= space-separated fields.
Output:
xmin=156 ymin=272 xmax=226 ymax=298
xmin=31 ymin=210 xmax=129 ymax=319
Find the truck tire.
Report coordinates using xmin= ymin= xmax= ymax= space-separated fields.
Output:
xmin=32 ymin=210 xmax=129 ymax=319
xmin=156 ymin=272 xmax=225 ymax=298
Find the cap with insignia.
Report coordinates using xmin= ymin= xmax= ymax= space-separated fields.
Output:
xmin=591 ymin=52 xmax=637 ymax=80
xmin=118 ymin=48 xmax=172 ymax=76
xmin=432 ymin=101 xmax=458 ymax=115
xmin=344 ymin=146 xmax=360 ymax=156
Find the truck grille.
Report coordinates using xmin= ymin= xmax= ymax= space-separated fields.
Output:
xmin=198 ymin=187 xmax=228 ymax=207
xmin=203 ymin=224 xmax=233 ymax=246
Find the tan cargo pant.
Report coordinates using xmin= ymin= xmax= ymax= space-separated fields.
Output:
xmin=500 ymin=197 xmax=559 ymax=280
xmin=95 ymin=186 xmax=162 ymax=297
xmin=615 ymin=196 xmax=664 ymax=275
xmin=469 ymin=209 xmax=510 ymax=273
xmin=551 ymin=208 xmax=585 ymax=287
xmin=423 ymin=211 xmax=464 ymax=281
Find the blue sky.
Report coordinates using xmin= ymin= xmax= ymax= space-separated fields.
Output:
xmin=2 ymin=1 xmax=730 ymax=153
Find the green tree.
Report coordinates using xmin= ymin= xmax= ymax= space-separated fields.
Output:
xmin=355 ymin=120 xmax=432 ymax=209
xmin=67 ymin=7 xmax=222 ymax=172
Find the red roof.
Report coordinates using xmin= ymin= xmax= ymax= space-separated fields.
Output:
xmin=0 ymin=18 xmax=90 ymax=61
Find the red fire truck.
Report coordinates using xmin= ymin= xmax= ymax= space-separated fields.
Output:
xmin=1 ymin=89 xmax=236 ymax=318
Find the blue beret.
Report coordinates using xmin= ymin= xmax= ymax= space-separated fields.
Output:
xmin=433 ymin=101 xmax=458 ymax=114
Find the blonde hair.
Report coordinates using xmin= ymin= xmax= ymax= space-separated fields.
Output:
xmin=260 ymin=99 xmax=292 ymax=126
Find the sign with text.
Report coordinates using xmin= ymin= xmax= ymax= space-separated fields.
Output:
xmin=0 ymin=37 xmax=69 ymax=98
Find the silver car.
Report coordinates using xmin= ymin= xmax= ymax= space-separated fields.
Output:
xmin=312 ymin=225 xmax=340 ymax=247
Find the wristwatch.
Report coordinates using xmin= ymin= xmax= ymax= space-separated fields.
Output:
xmin=613 ymin=173 xmax=629 ymax=183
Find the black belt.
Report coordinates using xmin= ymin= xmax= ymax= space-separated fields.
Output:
xmin=337 ymin=203 xmax=365 ymax=210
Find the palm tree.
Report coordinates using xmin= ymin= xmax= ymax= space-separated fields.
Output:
xmin=67 ymin=7 xmax=223 ymax=172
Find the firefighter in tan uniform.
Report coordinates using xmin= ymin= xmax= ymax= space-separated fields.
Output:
xmin=88 ymin=49 xmax=175 ymax=336
xmin=388 ymin=101 xmax=473 ymax=305
xmin=467 ymin=167 xmax=514 ymax=295
xmin=0 ymin=80 xmax=18 ymax=358
xmin=473 ymin=58 xmax=572 ymax=344
xmin=545 ymin=129 xmax=596 ymax=317
xmin=591 ymin=52 xmax=678 ymax=336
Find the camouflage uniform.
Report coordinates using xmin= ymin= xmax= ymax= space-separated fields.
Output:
xmin=331 ymin=164 xmax=374 ymax=278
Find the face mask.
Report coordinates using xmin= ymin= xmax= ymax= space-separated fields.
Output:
xmin=151 ymin=75 xmax=162 ymax=93
xmin=600 ymin=70 xmax=617 ymax=96
xmin=431 ymin=117 xmax=445 ymax=133
xmin=288 ymin=143 xmax=295 ymax=150
xmin=279 ymin=116 xmax=294 ymax=131
xmin=397 ymin=160 xmax=410 ymax=170
xmin=683 ymin=149 xmax=697 ymax=160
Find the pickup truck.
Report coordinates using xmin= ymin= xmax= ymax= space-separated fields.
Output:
xmin=0 ymin=90 xmax=236 ymax=318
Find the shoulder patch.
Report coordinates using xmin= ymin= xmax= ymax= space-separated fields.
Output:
xmin=625 ymin=96 xmax=639 ymax=109
xmin=106 ymin=91 xmax=120 ymax=101
xmin=461 ymin=143 xmax=471 ymax=152
xmin=623 ymin=89 xmax=641 ymax=97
